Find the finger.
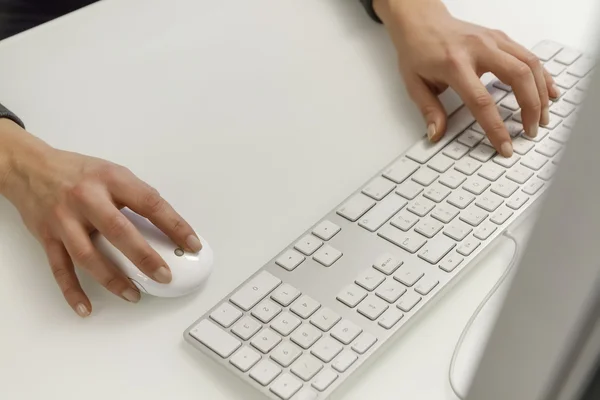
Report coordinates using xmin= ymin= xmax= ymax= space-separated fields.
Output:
xmin=59 ymin=217 xmax=141 ymax=303
xmin=496 ymin=38 xmax=549 ymax=129
xmin=478 ymin=47 xmax=542 ymax=138
xmin=109 ymin=171 xmax=202 ymax=253
xmin=449 ymin=66 xmax=513 ymax=157
xmin=45 ymin=238 xmax=91 ymax=318
xmin=543 ymin=68 xmax=562 ymax=100
xmin=77 ymin=188 xmax=172 ymax=284
xmin=403 ymin=73 xmax=448 ymax=142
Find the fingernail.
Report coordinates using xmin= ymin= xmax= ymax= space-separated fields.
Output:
xmin=528 ymin=123 xmax=539 ymax=138
xmin=122 ymin=288 xmax=141 ymax=303
xmin=427 ymin=123 xmax=436 ymax=141
xmin=500 ymin=142 xmax=513 ymax=158
xmin=154 ymin=266 xmax=172 ymax=284
xmin=76 ymin=303 xmax=90 ymax=318
xmin=552 ymin=84 xmax=561 ymax=98
xmin=541 ymin=107 xmax=550 ymax=126
xmin=186 ymin=235 xmax=202 ymax=252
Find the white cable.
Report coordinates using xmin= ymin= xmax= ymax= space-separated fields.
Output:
xmin=448 ymin=230 xmax=521 ymax=400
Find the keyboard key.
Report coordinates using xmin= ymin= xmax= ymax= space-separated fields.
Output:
xmin=463 ymin=176 xmax=491 ymax=195
xmin=390 ymin=209 xmax=419 ymax=231
xmin=412 ymin=167 xmax=439 ymax=186
xmin=543 ymin=113 xmax=563 ymax=129
xmin=506 ymin=165 xmax=534 ymax=184
xmin=538 ymin=163 xmax=558 ymax=181
xmin=431 ymin=203 xmax=460 ymax=223
xmin=394 ymin=264 xmax=425 ymax=286
xmin=311 ymin=336 xmax=343 ymax=363
xmin=336 ymin=194 xmax=376 ymax=222
xmin=230 ymin=271 xmax=282 ymax=311
xmin=478 ymin=163 xmax=505 ymax=181
xmin=312 ymin=220 xmax=341 ymax=241
xmin=523 ymin=178 xmax=545 ymax=195
xmin=447 ymin=189 xmax=476 ymax=209
xmin=439 ymin=170 xmax=468 ymax=189
xmin=291 ymin=295 xmax=321 ymax=319
xmin=491 ymin=178 xmax=519 ymax=198
xmin=470 ymin=144 xmax=496 ymax=162
xmin=310 ymin=307 xmax=341 ymax=332
xmin=252 ymin=299 xmax=282 ymax=323
xmin=231 ymin=316 xmax=262 ymax=340
xmin=545 ymin=60 xmax=566 ymax=76
xmin=577 ymin=75 xmax=593 ymax=90
xmin=290 ymin=324 xmax=322 ymax=349
xmin=563 ymin=112 xmax=579 ymax=129
xmin=330 ymin=319 xmax=362 ymax=345
xmin=487 ymin=81 xmax=509 ymax=102
xmin=362 ymin=176 xmax=396 ymax=201
xmin=251 ymin=328 xmax=282 ymax=353
xmin=439 ymin=253 xmax=464 ymax=273
xmin=332 ymin=351 xmax=358 ymax=373
xmin=523 ymin=127 xmax=550 ymax=143
xmin=475 ymin=192 xmax=503 ymax=212
xmin=522 ymin=153 xmax=548 ymax=171
xmin=536 ymin=140 xmax=562 ymax=158
xmin=337 ymin=284 xmax=368 ymax=308
xmin=407 ymin=196 xmax=436 ymax=217
xmin=567 ymin=56 xmax=595 ymax=78
xmin=444 ymin=219 xmax=473 ymax=241
xmin=375 ymin=279 xmax=407 ymax=303
xmin=532 ymin=40 xmax=563 ymax=61
xmin=378 ymin=225 xmax=427 ymax=253
xmin=271 ymin=283 xmax=301 ymax=307
xmin=507 ymin=193 xmax=529 ymax=210
xmin=493 ymin=153 xmax=520 ymax=168
xmin=291 ymin=355 xmax=323 ymax=381
xmin=230 ymin=346 xmax=261 ymax=372
xmin=271 ymin=341 xmax=302 ymax=367
xmin=397 ymin=291 xmax=422 ymax=311
xmin=378 ymin=308 xmax=404 ymax=329
xmin=276 ymin=250 xmax=305 ymax=271
xmin=358 ymin=194 xmax=408 ymax=232
xmin=555 ymin=73 xmax=579 ymax=89
xmin=550 ymin=99 xmax=575 ymax=118
xmin=396 ymin=179 xmax=425 ymax=200
xmin=271 ymin=311 xmax=302 ymax=336
xmin=311 ymin=369 xmax=338 ymax=392
xmin=443 ymin=141 xmax=470 ymax=160
xmin=352 ymin=332 xmax=378 ymax=354
xmin=383 ymin=157 xmax=420 ymax=183
xmin=505 ymin=119 xmax=525 ymax=137
xmin=373 ymin=253 xmax=403 ymax=275
xmin=423 ymin=182 xmax=452 ymax=203
xmin=555 ymin=47 xmax=581 ymax=65
xmin=190 ymin=320 xmax=241 ymax=358
xmin=414 ymin=277 xmax=440 ymax=296
xmin=490 ymin=206 xmax=514 ymax=225
xmin=414 ymin=216 xmax=444 ymax=238
xmin=296 ymin=389 xmax=318 ymax=400
xmin=457 ymin=236 xmax=481 ymax=256
xmin=500 ymin=93 xmax=519 ymax=111
xmin=357 ymin=295 xmax=389 ymax=320
xmin=428 ymin=153 xmax=455 ymax=173
xmin=564 ymin=90 xmax=586 ymax=105
xmin=355 ymin=268 xmax=386 ymax=291
xmin=250 ymin=359 xmax=282 ymax=386
xmin=458 ymin=129 xmax=484 ymax=148
xmin=270 ymin=373 xmax=303 ymax=399
xmin=549 ymin=126 xmax=571 ymax=143
xmin=418 ymin=234 xmax=456 ymax=264
xmin=313 ymin=244 xmax=343 ymax=267
xmin=493 ymin=79 xmax=512 ymax=92
xmin=474 ymin=221 xmax=498 ymax=240
xmin=210 ymin=302 xmax=242 ymax=328
xmin=513 ymin=111 xmax=523 ymax=123
xmin=460 ymin=205 xmax=489 ymax=227
xmin=512 ymin=136 xmax=535 ymax=155
xmin=294 ymin=235 xmax=323 ymax=256
xmin=455 ymin=157 xmax=482 ymax=176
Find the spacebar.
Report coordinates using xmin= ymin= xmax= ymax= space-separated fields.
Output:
xmin=406 ymin=105 xmax=475 ymax=164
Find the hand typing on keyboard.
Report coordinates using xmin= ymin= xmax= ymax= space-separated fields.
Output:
xmin=373 ymin=0 xmax=561 ymax=157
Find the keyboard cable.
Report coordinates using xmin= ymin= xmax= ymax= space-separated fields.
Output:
xmin=448 ymin=230 xmax=521 ymax=400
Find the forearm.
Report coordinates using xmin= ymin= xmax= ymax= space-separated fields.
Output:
xmin=372 ymin=0 xmax=448 ymax=26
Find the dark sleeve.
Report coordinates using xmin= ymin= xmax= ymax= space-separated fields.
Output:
xmin=359 ymin=0 xmax=383 ymax=23
xmin=0 ymin=102 xmax=25 ymax=129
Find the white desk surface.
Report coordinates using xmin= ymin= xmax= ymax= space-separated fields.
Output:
xmin=0 ymin=0 xmax=598 ymax=399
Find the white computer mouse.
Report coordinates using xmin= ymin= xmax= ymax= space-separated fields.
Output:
xmin=91 ymin=208 xmax=214 ymax=298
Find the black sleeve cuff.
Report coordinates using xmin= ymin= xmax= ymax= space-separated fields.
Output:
xmin=0 ymin=102 xmax=26 ymax=129
xmin=360 ymin=0 xmax=383 ymax=23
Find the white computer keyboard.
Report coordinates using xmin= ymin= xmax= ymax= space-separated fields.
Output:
xmin=182 ymin=40 xmax=595 ymax=400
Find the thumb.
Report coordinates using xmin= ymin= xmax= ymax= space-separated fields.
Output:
xmin=404 ymin=75 xmax=447 ymax=142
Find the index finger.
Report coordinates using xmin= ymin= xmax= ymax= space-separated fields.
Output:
xmin=450 ymin=68 xmax=513 ymax=157
xmin=110 ymin=169 xmax=203 ymax=253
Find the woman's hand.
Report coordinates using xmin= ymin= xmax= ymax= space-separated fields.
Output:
xmin=0 ymin=119 xmax=202 ymax=317
xmin=374 ymin=0 xmax=560 ymax=157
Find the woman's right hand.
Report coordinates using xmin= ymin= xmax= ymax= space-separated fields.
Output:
xmin=0 ymin=119 xmax=203 ymax=318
